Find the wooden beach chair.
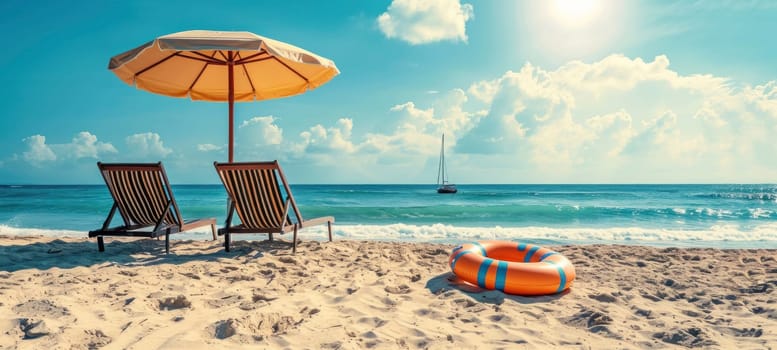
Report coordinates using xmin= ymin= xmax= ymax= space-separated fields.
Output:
xmin=213 ymin=161 xmax=334 ymax=253
xmin=88 ymin=162 xmax=217 ymax=253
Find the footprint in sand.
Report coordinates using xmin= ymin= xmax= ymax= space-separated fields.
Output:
xmin=358 ymin=316 xmax=388 ymax=328
xmin=83 ymin=329 xmax=112 ymax=348
xmin=209 ymin=314 xmax=302 ymax=340
xmin=158 ymin=295 xmax=191 ymax=311
xmin=12 ymin=300 xmax=70 ymax=318
xmin=278 ymin=256 xmax=298 ymax=264
xmin=220 ymin=266 xmax=240 ymax=273
xmin=320 ymin=341 xmax=344 ymax=349
xmin=118 ymin=270 xmax=138 ymax=277
xmin=731 ymin=327 xmax=763 ymax=337
xmin=653 ymin=327 xmax=717 ymax=348
xmin=588 ymin=293 xmax=617 ymax=303
xmin=384 ymin=284 xmax=411 ymax=294
xmin=565 ymin=309 xmax=613 ymax=329
xmin=225 ymin=275 xmax=256 ymax=282
xmin=633 ymin=307 xmax=652 ymax=318
xmin=740 ymin=282 xmax=775 ymax=294
xmin=206 ymin=295 xmax=242 ymax=308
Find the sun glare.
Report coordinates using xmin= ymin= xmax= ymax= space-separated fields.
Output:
xmin=552 ymin=0 xmax=602 ymax=26
xmin=521 ymin=0 xmax=624 ymax=60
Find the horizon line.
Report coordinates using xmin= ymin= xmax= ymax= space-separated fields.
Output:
xmin=2 ymin=183 xmax=776 ymax=186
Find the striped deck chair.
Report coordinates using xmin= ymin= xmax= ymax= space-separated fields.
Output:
xmin=213 ymin=161 xmax=334 ymax=253
xmin=88 ymin=162 xmax=217 ymax=253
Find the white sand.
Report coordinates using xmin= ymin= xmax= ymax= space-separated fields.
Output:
xmin=1 ymin=234 xmax=775 ymax=349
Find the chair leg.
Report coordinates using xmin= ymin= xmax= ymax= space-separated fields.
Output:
xmin=165 ymin=230 xmax=170 ymax=254
xmin=269 ymin=233 xmax=274 ymax=241
xmin=210 ymin=224 xmax=217 ymax=241
xmin=225 ymin=233 xmax=231 ymax=252
xmin=97 ymin=236 xmax=105 ymax=252
xmin=327 ymin=221 xmax=333 ymax=242
xmin=292 ymin=225 xmax=298 ymax=254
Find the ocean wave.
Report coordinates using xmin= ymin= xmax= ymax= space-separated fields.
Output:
xmin=4 ymin=223 xmax=777 ymax=248
xmin=303 ymin=204 xmax=775 ymax=226
xmin=325 ymin=223 xmax=777 ymax=243
xmin=694 ymin=192 xmax=777 ymax=202
xmin=0 ymin=226 xmax=88 ymax=238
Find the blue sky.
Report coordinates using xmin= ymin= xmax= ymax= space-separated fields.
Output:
xmin=2 ymin=0 xmax=777 ymax=184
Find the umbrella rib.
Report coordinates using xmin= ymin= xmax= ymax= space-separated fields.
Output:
xmin=233 ymin=52 xmax=258 ymax=98
xmin=235 ymin=52 xmax=271 ymax=65
xmin=271 ymin=56 xmax=311 ymax=84
xmin=188 ymin=51 xmax=219 ymax=93
xmin=135 ymin=52 xmax=181 ymax=78
xmin=240 ymin=62 xmax=257 ymax=97
xmin=236 ymin=56 xmax=275 ymax=65
xmin=179 ymin=52 xmax=226 ymax=65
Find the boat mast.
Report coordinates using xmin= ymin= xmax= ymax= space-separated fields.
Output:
xmin=437 ymin=134 xmax=444 ymax=186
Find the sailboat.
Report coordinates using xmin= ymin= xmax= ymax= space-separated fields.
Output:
xmin=436 ymin=134 xmax=458 ymax=194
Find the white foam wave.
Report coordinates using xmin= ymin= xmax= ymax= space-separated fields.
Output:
xmin=0 ymin=225 xmax=86 ymax=238
xmin=672 ymin=208 xmax=686 ymax=215
xmin=748 ymin=208 xmax=772 ymax=219
xmin=3 ymin=224 xmax=777 ymax=247
xmin=309 ymin=223 xmax=777 ymax=245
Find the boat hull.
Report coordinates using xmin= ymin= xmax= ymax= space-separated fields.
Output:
xmin=437 ymin=185 xmax=457 ymax=194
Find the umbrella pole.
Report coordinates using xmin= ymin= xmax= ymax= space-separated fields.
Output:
xmin=228 ymin=51 xmax=235 ymax=163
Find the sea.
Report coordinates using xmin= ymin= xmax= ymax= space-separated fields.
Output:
xmin=1 ymin=184 xmax=777 ymax=249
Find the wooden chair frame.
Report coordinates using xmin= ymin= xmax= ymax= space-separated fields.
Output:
xmin=88 ymin=162 xmax=217 ymax=253
xmin=214 ymin=161 xmax=334 ymax=253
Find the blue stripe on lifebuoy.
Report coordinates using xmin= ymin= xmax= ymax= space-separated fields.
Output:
xmin=539 ymin=251 xmax=557 ymax=261
xmin=524 ymin=245 xmax=540 ymax=262
xmin=495 ymin=261 xmax=508 ymax=291
xmin=477 ymin=258 xmax=494 ymax=288
xmin=545 ymin=260 xmax=567 ymax=293
xmin=450 ymin=250 xmax=470 ymax=270
xmin=471 ymin=242 xmax=487 ymax=256
xmin=517 ymin=243 xmax=527 ymax=251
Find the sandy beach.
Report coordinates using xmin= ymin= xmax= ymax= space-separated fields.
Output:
xmin=0 ymin=235 xmax=774 ymax=349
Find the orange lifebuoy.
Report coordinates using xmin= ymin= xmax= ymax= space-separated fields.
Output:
xmin=448 ymin=241 xmax=576 ymax=296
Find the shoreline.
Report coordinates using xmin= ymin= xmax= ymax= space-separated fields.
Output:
xmin=3 ymin=225 xmax=777 ymax=250
xmin=1 ymin=235 xmax=775 ymax=349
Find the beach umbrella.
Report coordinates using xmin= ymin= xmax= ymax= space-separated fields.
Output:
xmin=108 ymin=30 xmax=339 ymax=162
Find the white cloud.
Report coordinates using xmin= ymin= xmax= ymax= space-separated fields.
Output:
xmin=467 ymin=78 xmax=500 ymax=104
xmin=448 ymin=54 xmax=777 ymax=182
xmin=62 ymin=131 xmax=118 ymax=159
xmin=22 ymin=135 xmax=56 ymax=165
xmin=19 ymin=132 xmax=117 ymax=167
xmin=294 ymin=118 xmax=357 ymax=155
xmin=125 ymin=132 xmax=172 ymax=159
xmin=197 ymin=143 xmax=223 ymax=152
xmin=239 ymin=116 xmax=283 ymax=146
xmin=377 ymin=0 xmax=473 ymax=45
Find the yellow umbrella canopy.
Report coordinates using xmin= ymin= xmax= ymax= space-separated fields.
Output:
xmin=108 ymin=30 xmax=340 ymax=161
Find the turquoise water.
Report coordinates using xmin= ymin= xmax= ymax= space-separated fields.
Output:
xmin=1 ymin=184 xmax=777 ymax=248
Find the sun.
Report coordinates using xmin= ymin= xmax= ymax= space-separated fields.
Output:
xmin=551 ymin=0 xmax=602 ymax=26
xmin=521 ymin=0 xmax=622 ymax=58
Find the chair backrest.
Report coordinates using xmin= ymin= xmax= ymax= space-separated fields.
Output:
xmin=97 ymin=162 xmax=181 ymax=227
xmin=214 ymin=161 xmax=302 ymax=229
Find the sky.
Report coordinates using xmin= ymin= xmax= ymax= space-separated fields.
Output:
xmin=2 ymin=0 xmax=777 ymax=184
